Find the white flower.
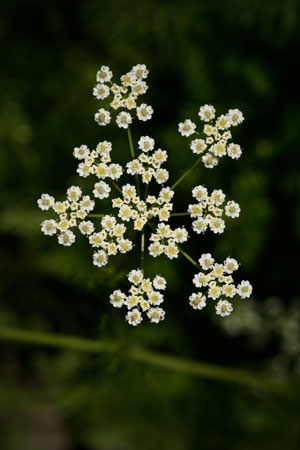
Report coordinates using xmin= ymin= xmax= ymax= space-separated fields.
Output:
xmin=152 ymin=149 xmax=168 ymax=167
xmin=113 ymin=223 xmax=126 ymax=237
xmin=134 ymin=217 xmax=147 ymax=231
xmin=188 ymin=204 xmax=202 ymax=217
xmin=73 ymin=144 xmax=89 ymax=160
xmin=117 ymin=238 xmax=133 ymax=253
xmin=37 ymin=194 xmax=55 ymax=211
xmin=138 ymin=136 xmax=155 ymax=152
xmin=227 ymin=143 xmax=242 ymax=159
xmin=216 ymin=115 xmax=231 ymax=130
xmin=41 ymin=219 xmax=57 ymax=236
xmin=223 ymin=257 xmax=239 ymax=273
xmin=203 ymin=125 xmax=216 ymax=136
xmin=89 ymin=232 xmax=105 ymax=247
xmin=193 ymin=272 xmax=208 ymax=288
xmin=77 ymin=162 xmax=92 ymax=178
xmin=153 ymin=275 xmax=166 ymax=290
xmin=67 ymin=186 xmax=82 ymax=202
xmin=80 ymin=196 xmax=95 ymax=212
xmin=209 ymin=217 xmax=225 ymax=234
xmin=128 ymin=269 xmax=144 ymax=285
xmin=96 ymin=65 xmax=113 ymax=83
xmin=126 ymin=295 xmax=140 ymax=309
xmin=119 ymin=204 xmax=133 ymax=221
xmin=208 ymin=283 xmax=222 ymax=300
xmin=202 ymin=153 xmax=219 ymax=169
xmin=149 ymin=242 xmax=164 ymax=257
xmin=211 ymin=141 xmax=226 ymax=158
xmin=147 ymin=307 xmax=165 ymax=323
xmin=190 ymin=139 xmax=207 ymax=154
xmin=57 ymin=219 xmax=70 ymax=232
xmin=93 ymin=181 xmax=111 ymax=199
xmin=173 ymin=227 xmax=188 ymax=243
xmin=199 ymin=253 xmax=215 ymax=270
xmin=222 ymin=284 xmax=236 ymax=298
xmin=136 ymin=103 xmax=153 ymax=121
xmin=79 ymin=220 xmax=94 ymax=235
xmin=216 ymin=300 xmax=233 ymax=317
xmin=156 ymin=223 xmax=171 ymax=238
xmin=58 ymin=230 xmax=76 ymax=246
xmin=132 ymin=81 xmax=148 ymax=96
xmin=126 ymin=308 xmax=143 ymax=326
xmin=93 ymin=83 xmax=110 ymax=100
xmin=192 ymin=185 xmax=208 ymax=201
xmin=94 ymin=163 xmax=108 ymax=179
xmin=122 ymin=183 xmax=137 ymax=199
xmin=155 ymin=168 xmax=169 ymax=184
xmin=237 ymin=280 xmax=252 ymax=299
xmin=192 ymin=217 xmax=208 ymax=234
xmin=211 ymin=189 xmax=226 ymax=206
xmin=225 ymin=200 xmax=240 ymax=218
xmin=126 ymin=159 xmax=143 ymax=175
xmin=108 ymin=163 xmax=123 ymax=180
xmin=164 ymin=242 xmax=179 ymax=259
xmin=101 ymin=215 xmax=116 ymax=230
xmin=93 ymin=250 xmax=108 ymax=267
xmin=95 ymin=108 xmax=111 ymax=126
xmin=159 ymin=187 xmax=174 ymax=203
xmin=131 ymin=64 xmax=149 ymax=80
xmin=53 ymin=201 xmax=69 ymax=214
xmin=178 ymin=119 xmax=196 ymax=137
xmin=198 ymin=104 xmax=216 ymax=122
xmin=116 ymin=111 xmax=132 ymax=129
xmin=189 ymin=293 xmax=206 ymax=310
xmin=227 ymin=108 xmax=244 ymax=126
xmin=110 ymin=289 xmax=126 ymax=308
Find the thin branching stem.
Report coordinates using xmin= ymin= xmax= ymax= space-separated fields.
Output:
xmin=141 ymin=229 xmax=145 ymax=273
xmin=111 ymin=180 xmax=122 ymax=194
xmin=176 ymin=245 xmax=202 ymax=270
xmin=170 ymin=156 xmax=202 ymax=190
xmin=88 ymin=214 xmax=105 ymax=218
xmin=127 ymin=126 xmax=141 ymax=195
xmin=171 ymin=212 xmax=190 ymax=217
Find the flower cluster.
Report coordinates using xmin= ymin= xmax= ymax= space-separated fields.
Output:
xmin=126 ymin=136 xmax=169 ymax=184
xmin=188 ymin=185 xmax=240 ymax=234
xmin=178 ymin=104 xmax=244 ymax=168
xmin=149 ymin=223 xmax=188 ymax=258
xmin=90 ymin=215 xmax=133 ymax=267
xmin=39 ymin=187 xmax=95 ymax=246
xmin=190 ymin=253 xmax=252 ymax=316
xmin=112 ymin=185 xmax=174 ymax=230
xmin=109 ymin=269 xmax=166 ymax=325
xmin=93 ymin=64 xmax=153 ymax=129
xmin=38 ymin=63 xmax=253 ymax=326
xmin=74 ymin=141 xmax=123 ymax=181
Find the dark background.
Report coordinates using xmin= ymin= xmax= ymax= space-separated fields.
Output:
xmin=1 ymin=0 xmax=300 ymax=449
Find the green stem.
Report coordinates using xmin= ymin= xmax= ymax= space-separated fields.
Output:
xmin=127 ymin=126 xmax=135 ymax=159
xmin=127 ymin=126 xmax=141 ymax=195
xmin=177 ymin=245 xmax=202 ymax=270
xmin=111 ymin=180 xmax=122 ymax=194
xmin=144 ymin=183 xmax=149 ymax=201
xmin=171 ymin=212 xmax=190 ymax=217
xmin=0 ymin=327 xmax=290 ymax=395
xmin=170 ymin=156 xmax=202 ymax=190
xmin=88 ymin=214 xmax=105 ymax=218
xmin=141 ymin=230 xmax=145 ymax=273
